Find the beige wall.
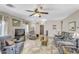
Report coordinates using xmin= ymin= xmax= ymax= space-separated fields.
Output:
xmin=44 ymin=20 xmax=61 ymax=37
xmin=34 ymin=20 xmax=61 ymax=37
xmin=62 ymin=10 xmax=79 ymax=33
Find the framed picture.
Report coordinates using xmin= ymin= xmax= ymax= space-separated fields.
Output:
xmin=12 ymin=18 xmax=20 ymax=26
xmin=53 ymin=25 xmax=56 ymax=29
xmin=69 ymin=21 xmax=76 ymax=31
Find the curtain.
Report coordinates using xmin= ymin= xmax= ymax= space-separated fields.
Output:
xmin=0 ymin=15 xmax=2 ymax=35
xmin=0 ymin=15 xmax=8 ymax=36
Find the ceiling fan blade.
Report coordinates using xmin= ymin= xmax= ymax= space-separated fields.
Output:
xmin=40 ymin=12 xmax=48 ymax=14
xmin=34 ymin=8 xmax=38 ymax=12
xmin=26 ymin=10 xmax=34 ymax=12
xmin=29 ymin=13 xmax=36 ymax=16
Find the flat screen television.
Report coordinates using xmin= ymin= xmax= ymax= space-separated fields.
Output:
xmin=15 ymin=29 xmax=25 ymax=36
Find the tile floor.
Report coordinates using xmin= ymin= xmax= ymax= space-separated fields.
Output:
xmin=22 ymin=38 xmax=59 ymax=54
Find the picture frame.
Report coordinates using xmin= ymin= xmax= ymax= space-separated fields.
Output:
xmin=53 ymin=25 xmax=56 ymax=29
xmin=12 ymin=18 xmax=20 ymax=26
xmin=69 ymin=21 xmax=76 ymax=31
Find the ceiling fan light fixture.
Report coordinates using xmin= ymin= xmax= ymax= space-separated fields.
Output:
xmin=34 ymin=13 xmax=40 ymax=17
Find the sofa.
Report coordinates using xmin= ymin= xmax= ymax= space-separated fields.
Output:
xmin=54 ymin=32 xmax=78 ymax=54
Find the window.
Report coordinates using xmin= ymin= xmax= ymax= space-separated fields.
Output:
xmin=0 ymin=21 xmax=2 ymax=35
xmin=0 ymin=15 xmax=6 ymax=36
xmin=0 ymin=15 xmax=2 ymax=35
xmin=26 ymin=24 xmax=29 ymax=33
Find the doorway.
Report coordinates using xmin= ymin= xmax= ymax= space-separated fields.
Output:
xmin=40 ymin=25 xmax=44 ymax=35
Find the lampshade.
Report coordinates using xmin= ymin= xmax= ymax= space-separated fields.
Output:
xmin=73 ymin=32 xmax=79 ymax=39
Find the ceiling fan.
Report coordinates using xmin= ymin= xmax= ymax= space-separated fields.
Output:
xmin=25 ymin=6 xmax=48 ymax=17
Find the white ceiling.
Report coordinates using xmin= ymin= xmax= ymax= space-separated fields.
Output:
xmin=0 ymin=4 xmax=79 ymax=21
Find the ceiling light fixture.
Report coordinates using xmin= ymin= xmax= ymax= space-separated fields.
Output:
xmin=34 ymin=13 xmax=40 ymax=16
xmin=34 ymin=13 xmax=42 ymax=17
